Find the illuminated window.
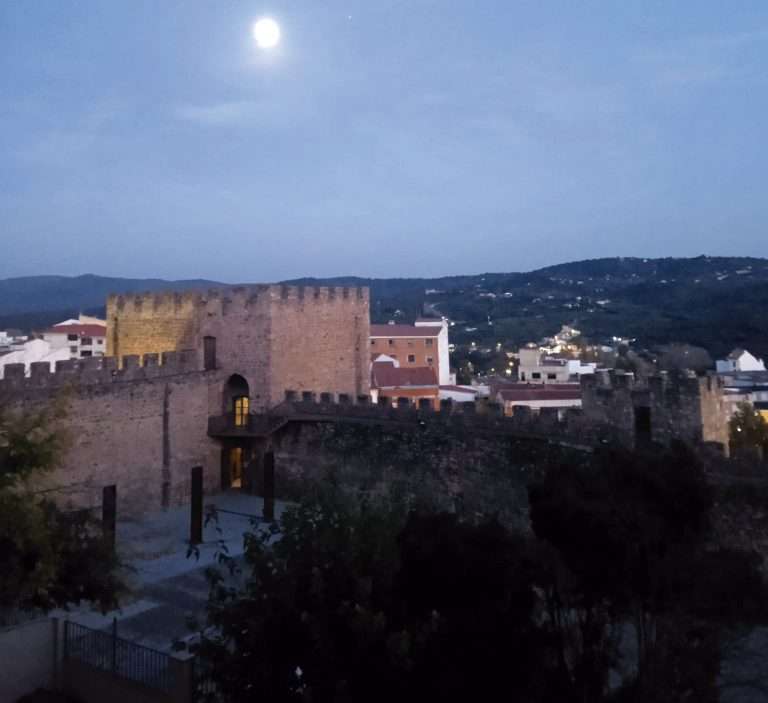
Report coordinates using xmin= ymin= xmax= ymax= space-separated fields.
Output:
xmin=234 ymin=396 xmax=250 ymax=427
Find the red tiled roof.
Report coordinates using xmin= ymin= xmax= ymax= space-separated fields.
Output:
xmin=370 ymin=324 xmax=441 ymax=338
xmin=48 ymin=324 xmax=106 ymax=337
xmin=371 ymin=361 xmax=438 ymax=388
xmin=497 ymin=387 xmax=581 ymax=402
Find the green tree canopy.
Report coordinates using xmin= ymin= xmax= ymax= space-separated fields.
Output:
xmin=0 ymin=396 xmax=122 ymax=620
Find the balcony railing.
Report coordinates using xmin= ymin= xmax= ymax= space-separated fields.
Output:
xmin=207 ymin=413 xmax=285 ymax=437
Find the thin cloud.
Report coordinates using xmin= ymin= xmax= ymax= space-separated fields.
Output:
xmin=175 ymin=101 xmax=260 ymax=126
xmin=633 ymin=29 xmax=768 ymax=86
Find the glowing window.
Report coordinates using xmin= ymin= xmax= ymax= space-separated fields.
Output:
xmin=234 ymin=396 xmax=250 ymax=427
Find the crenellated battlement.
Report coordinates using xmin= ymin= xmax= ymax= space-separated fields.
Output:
xmin=253 ymin=389 xmax=623 ymax=449
xmin=581 ymin=369 xmax=724 ymax=398
xmin=107 ymin=284 xmax=369 ymax=318
xmin=0 ymin=349 xmax=201 ymax=393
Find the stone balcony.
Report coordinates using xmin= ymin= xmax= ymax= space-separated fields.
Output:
xmin=207 ymin=413 xmax=285 ymax=438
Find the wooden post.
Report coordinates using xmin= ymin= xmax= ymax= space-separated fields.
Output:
xmin=169 ymin=653 xmax=196 ymax=703
xmin=263 ymin=451 xmax=275 ymax=522
xmin=111 ymin=617 xmax=118 ymax=676
xmin=190 ymin=466 xmax=203 ymax=545
xmin=102 ymin=484 xmax=117 ymax=550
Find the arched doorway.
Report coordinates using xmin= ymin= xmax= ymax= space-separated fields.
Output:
xmin=223 ymin=374 xmax=250 ymax=427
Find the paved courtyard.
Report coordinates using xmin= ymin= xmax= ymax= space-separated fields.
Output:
xmin=63 ymin=491 xmax=289 ymax=651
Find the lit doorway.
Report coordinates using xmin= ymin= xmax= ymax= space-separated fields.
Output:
xmin=229 ymin=447 xmax=244 ymax=489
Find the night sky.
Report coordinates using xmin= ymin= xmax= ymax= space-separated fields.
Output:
xmin=2 ymin=1 xmax=768 ymax=281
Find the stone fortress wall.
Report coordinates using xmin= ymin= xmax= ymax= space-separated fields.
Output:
xmin=0 ymin=352 xmax=217 ymax=516
xmin=1 ymin=283 xmax=732 ymax=518
xmin=2 ymin=285 xmax=371 ymax=515
xmin=581 ymin=368 xmax=730 ymax=449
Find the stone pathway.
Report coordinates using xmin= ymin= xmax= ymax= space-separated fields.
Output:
xmin=62 ymin=492 xmax=288 ymax=652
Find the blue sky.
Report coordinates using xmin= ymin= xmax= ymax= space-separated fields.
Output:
xmin=2 ymin=1 xmax=768 ymax=281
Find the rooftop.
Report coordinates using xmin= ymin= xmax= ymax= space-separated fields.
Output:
xmin=371 ymin=361 xmax=438 ymax=388
xmin=48 ymin=323 xmax=107 ymax=337
xmin=370 ymin=323 xmax=442 ymax=338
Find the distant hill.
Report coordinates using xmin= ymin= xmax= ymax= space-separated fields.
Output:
xmin=1 ymin=257 xmax=767 ymax=358
xmin=285 ymin=256 xmax=768 ymax=359
xmin=0 ymin=274 xmax=223 ymax=316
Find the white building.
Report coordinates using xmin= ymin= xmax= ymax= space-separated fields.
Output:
xmin=716 ymin=349 xmax=766 ymax=373
xmin=496 ymin=384 xmax=582 ymax=416
xmin=517 ymin=347 xmax=596 ymax=383
xmin=0 ymin=338 xmax=71 ymax=379
xmin=42 ymin=315 xmax=107 ymax=359
xmin=414 ymin=317 xmax=453 ymax=385
xmin=438 ymin=385 xmax=479 ymax=403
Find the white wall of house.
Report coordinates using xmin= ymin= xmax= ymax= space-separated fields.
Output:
xmin=416 ymin=318 xmax=452 ymax=385
xmin=497 ymin=394 xmax=582 ymax=414
xmin=0 ymin=339 xmax=70 ymax=378
xmin=438 ymin=387 xmax=478 ymax=403
xmin=567 ymin=360 xmax=597 ymax=376
xmin=716 ymin=350 xmax=766 ymax=373
xmin=519 ymin=363 xmax=571 ymax=384
xmin=43 ymin=331 xmax=106 ymax=359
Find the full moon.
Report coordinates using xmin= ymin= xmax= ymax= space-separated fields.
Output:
xmin=253 ymin=17 xmax=281 ymax=49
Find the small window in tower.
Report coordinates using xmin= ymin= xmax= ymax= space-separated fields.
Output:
xmin=203 ymin=336 xmax=217 ymax=371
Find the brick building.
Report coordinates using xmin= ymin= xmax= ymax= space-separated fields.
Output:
xmin=369 ymin=318 xmax=451 ymax=386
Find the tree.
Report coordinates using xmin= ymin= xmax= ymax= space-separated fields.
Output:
xmin=192 ymin=489 xmax=568 ymax=703
xmin=729 ymin=401 xmax=768 ymax=457
xmin=192 ymin=447 xmax=765 ymax=703
xmin=656 ymin=344 xmax=713 ymax=375
xmin=529 ymin=443 xmax=764 ymax=702
xmin=0 ymin=396 xmax=122 ymax=621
